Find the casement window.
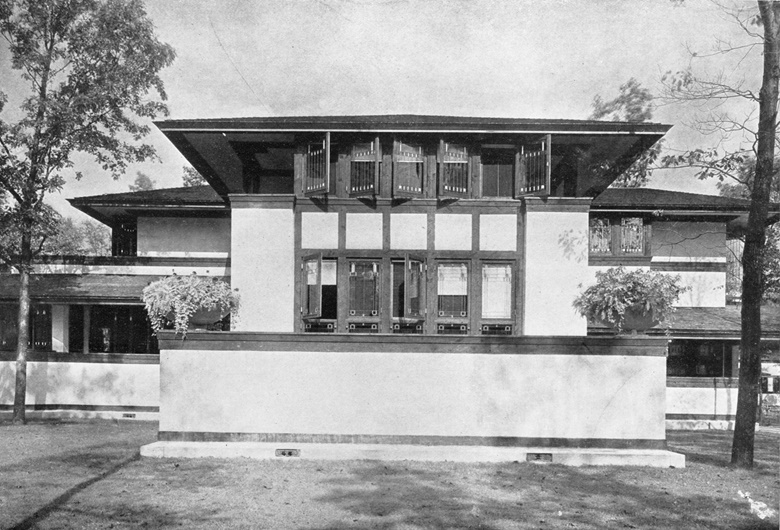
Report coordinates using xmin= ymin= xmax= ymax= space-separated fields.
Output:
xmin=347 ymin=260 xmax=381 ymax=333
xmin=516 ymin=136 xmax=551 ymax=196
xmin=112 ymin=219 xmax=137 ymax=257
xmin=667 ymin=340 xmax=734 ymax=378
xmin=68 ymin=305 xmax=157 ymax=354
xmin=439 ymin=142 xmax=470 ymax=198
xmin=302 ymin=255 xmax=338 ymax=332
xmin=480 ymin=263 xmax=513 ymax=336
xmin=0 ymin=303 xmax=51 ymax=351
xmin=349 ymin=138 xmax=380 ymax=197
xmin=349 ymin=261 xmax=380 ymax=317
xmin=481 ymin=137 xmax=551 ymax=199
xmin=436 ymin=262 xmax=469 ymax=334
xmin=391 ymin=257 xmax=425 ymax=333
xmin=589 ymin=218 xmax=612 ymax=254
xmin=393 ymin=140 xmax=425 ymax=197
xmin=303 ymin=133 xmax=330 ymax=196
xmin=589 ymin=216 xmax=649 ymax=256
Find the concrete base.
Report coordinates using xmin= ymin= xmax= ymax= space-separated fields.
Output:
xmin=141 ymin=441 xmax=685 ymax=468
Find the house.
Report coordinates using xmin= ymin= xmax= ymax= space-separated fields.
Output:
xmin=2 ymin=115 xmax=778 ymax=465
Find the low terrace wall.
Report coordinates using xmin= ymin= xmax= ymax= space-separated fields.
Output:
xmin=0 ymin=353 xmax=159 ymax=420
xmin=666 ymin=377 xmax=738 ymax=429
xmin=157 ymin=333 xmax=668 ymax=449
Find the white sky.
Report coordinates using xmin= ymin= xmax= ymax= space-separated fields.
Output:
xmin=1 ymin=0 xmax=764 ymax=219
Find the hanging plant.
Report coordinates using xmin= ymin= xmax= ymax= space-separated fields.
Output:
xmin=573 ymin=267 xmax=688 ymax=333
xmin=142 ymin=273 xmax=239 ymax=337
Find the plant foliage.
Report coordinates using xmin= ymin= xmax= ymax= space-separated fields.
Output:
xmin=573 ymin=267 xmax=687 ymax=332
xmin=142 ymin=274 xmax=239 ymax=337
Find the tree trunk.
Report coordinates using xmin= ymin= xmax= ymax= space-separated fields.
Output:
xmin=12 ymin=231 xmax=33 ymax=424
xmin=731 ymin=0 xmax=780 ymax=468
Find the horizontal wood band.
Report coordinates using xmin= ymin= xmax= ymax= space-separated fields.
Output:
xmin=666 ymin=377 xmax=738 ymax=388
xmin=158 ymin=431 xmax=667 ymax=450
xmin=0 ymin=404 xmax=159 ymax=412
xmin=665 ymin=413 xmax=736 ymax=421
xmin=0 ymin=352 xmax=160 ymax=364
xmin=158 ymin=332 xmax=667 ymax=356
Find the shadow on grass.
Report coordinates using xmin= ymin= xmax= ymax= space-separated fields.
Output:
xmin=304 ymin=432 xmax=780 ymax=530
xmin=9 ymin=452 xmax=142 ymax=530
xmin=668 ymin=430 xmax=779 ymax=476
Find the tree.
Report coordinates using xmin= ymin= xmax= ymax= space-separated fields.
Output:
xmin=0 ymin=0 xmax=175 ymax=423
xmin=590 ymin=78 xmax=662 ymax=188
xmin=661 ymin=0 xmax=780 ymax=467
xmin=182 ymin=165 xmax=206 ymax=187
xmin=129 ymin=170 xmax=155 ymax=191
xmin=42 ymin=216 xmax=111 ymax=255
xmin=718 ymin=159 xmax=780 ymax=304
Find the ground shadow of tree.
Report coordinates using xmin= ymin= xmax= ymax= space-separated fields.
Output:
xmin=304 ymin=447 xmax=777 ymax=530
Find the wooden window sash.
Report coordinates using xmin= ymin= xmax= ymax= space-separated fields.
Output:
xmin=405 ymin=256 xmax=426 ymax=319
xmin=302 ymin=253 xmax=323 ymax=319
xmin=348 ymin=260 xmax=381 ymax=317
xmin=303 ymin=132 xmax=330 ymax=197
xmin=438 ymin=140 xmax=470 ymax=198
xmin=349 ymin=137 xmax=380 ymax=197
xmin=393 ymin=140 xmax=425 ymax=197
xmin=515 ymin=134 xmax=551 ymax=197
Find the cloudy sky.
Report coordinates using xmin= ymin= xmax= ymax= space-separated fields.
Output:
xmin=1 ymin=0 xmax=764 ymax=218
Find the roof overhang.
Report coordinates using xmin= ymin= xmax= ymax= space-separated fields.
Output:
xmin=154 ymin=115 xmax=671 ymax=199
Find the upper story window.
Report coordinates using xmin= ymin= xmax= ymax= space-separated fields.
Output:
xmin=303 ymin=134 xmax=330 ymax=196
xmin=393 ymin=140 xmax=425 ymax=198
xmin=349 ymin=139 xmax=380 ymax=197
xmin=112 ymin=219 xmax=137 ymax=257
xmin=439 ymin=142 xmax=469 ymax=198
xmin=589 ymin=216 xmax=648 ymax=256
xmin=481 ymin=148 xmax=515 ymax=197
xmin=297 ymin=135 xmax=551 ymax=200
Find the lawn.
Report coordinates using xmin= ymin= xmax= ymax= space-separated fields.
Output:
xmin=0 ymin=421 xmax=777 ymax=529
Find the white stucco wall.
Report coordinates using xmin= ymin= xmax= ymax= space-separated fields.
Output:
xmin=523 ymin=210 xmax=590 ymax=335
xmin=652 ymin=221 xmax=727 ymax=259
xmin=159 ymin=348 xmax=666 ymax=442
xmin=137 ymin=217 xmax=231 ymax=257
xmin=0 ymin=361 xmax=159 ymax=410
xmin=231 ymin=208 xmax=295 ymax=332
xmin=666 ymin=382 xmax=738 ymax=419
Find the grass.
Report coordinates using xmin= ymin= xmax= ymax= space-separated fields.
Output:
xmin=0 ymin=421 xmax=777 ymax=529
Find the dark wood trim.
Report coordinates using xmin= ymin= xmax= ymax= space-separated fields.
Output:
xmin=0 ymin=351 xmax=160 ymax=364
xmin=157 ymin=431 xmax=667 ymax=450
xmin=523 ymin=197 xmax=591 ymax=212
xmin=666 ymin=377 xmax=738 ymax=388
xmin=665 ymin=413 xmax=736 ymax=421
xmin=33 ymin=256 xmax=231 ymax=267
xmin=650 ymin=261 xmax=728 ymax=272
xmin=0 ymin=404 xmax=159 ymax=412
xmin=158 ymin=331 xmax=667 ymax=355
xmin=589 ymin=256 xmax=652 ymax=266
xmin=229 ymin=194 xmax=296 ymax=209
xmin=295 ymin=197 xmax=522 ymax=213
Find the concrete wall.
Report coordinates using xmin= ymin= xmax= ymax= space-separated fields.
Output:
xmin=666 ymin=377 xmax=737 ymax=429
xmin=523 ymin=200 xmax=590 ymax=336
xmin=137 ymin=217 xmax=231 ymax=257
xmin=158 ymin=334 xmax=667 ymax=446
xmin=0 ymin=359 xmax=159 ymax=420
xmin=230 ymin=197 xmax=295 ymax=332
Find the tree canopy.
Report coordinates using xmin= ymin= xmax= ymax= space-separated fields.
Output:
xmin=0 ymin=0 xmax=175 ymax=423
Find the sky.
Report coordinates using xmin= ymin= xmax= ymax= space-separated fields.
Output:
xmin=0 ymin=0 xmax=765 ymax=220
